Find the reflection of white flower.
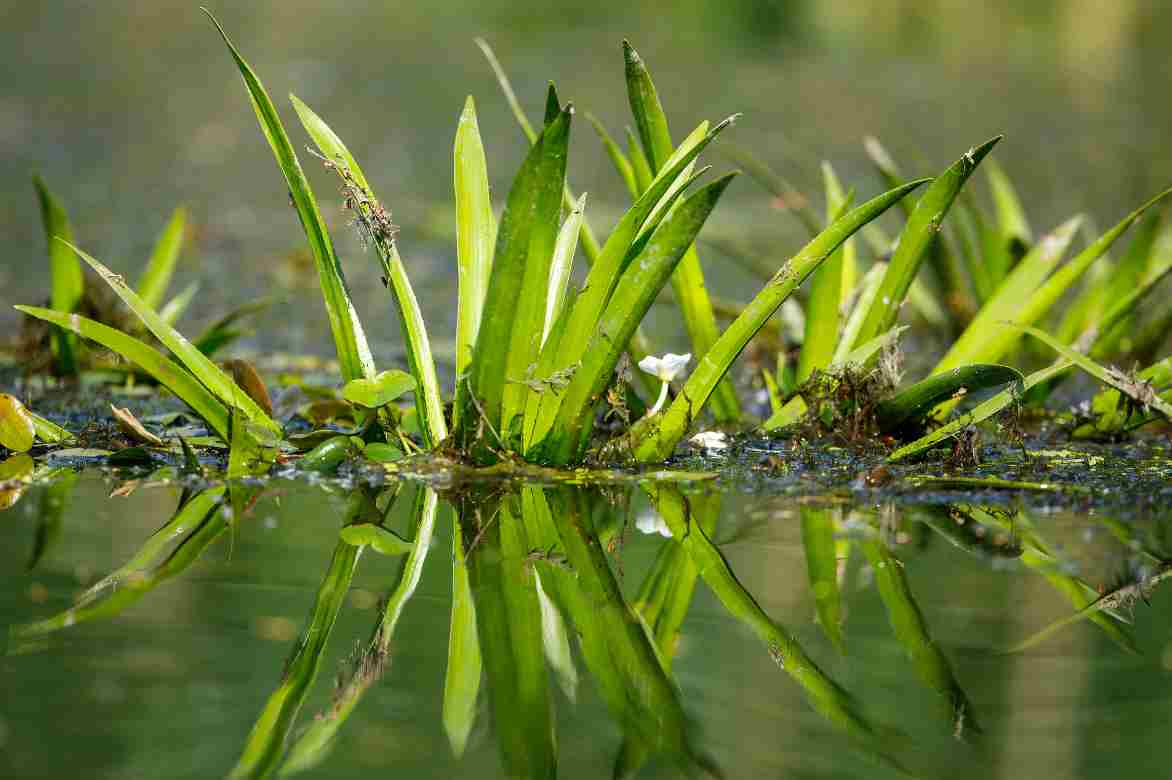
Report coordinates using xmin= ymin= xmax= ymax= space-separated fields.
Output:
xmin=635 ymin=509 xmax=672 ymax=537
xmin=689 ymin=431 xmax=729 ymax=451
xmin=638 ymin=353 xmax=691 ymax=414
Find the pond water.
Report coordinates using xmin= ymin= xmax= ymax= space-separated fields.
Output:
xmin=3 ymin=443 xmax=1171 ymax=779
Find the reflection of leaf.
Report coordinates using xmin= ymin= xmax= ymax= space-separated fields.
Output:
xmin=232 ymin=490 xmax=381 ymax=779
xmin=27 ymin=471 xmax=78 ymax=570
xmin=972 ymin=507 xmax=1138 ymax=654
xmin=646 ymin=484 xmax=905 ymax=770
xmin=338 ymin=523 xmax=412 ymax=556
xmin=282 ymin=488 xmax=437 ymax=775
xmin=524 ymin=488 xmax=708 ymax=777
xmin=463 ymin=495 xmax=556 ymax=778
xmin=0 ymin=453 xmax=36 ymax=510
xmin=12 ymin=487 xmax=228 ymax=640
xmin=1007 ymin=563 xmax=1172 ymax=653
xmin=801 ymin=506 xmax=845 ymax=653
xmin=860 ymin=537 xmax=979 ymax=739
xmin=443 ymin=504 xmax=483 ymax=758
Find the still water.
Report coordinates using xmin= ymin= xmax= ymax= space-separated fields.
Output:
xmin=2 ymin=457 xmax=1171 ymax=779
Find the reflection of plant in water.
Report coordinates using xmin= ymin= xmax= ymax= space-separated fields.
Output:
xmin=12 ymin=474 xmax=1172 ymax=778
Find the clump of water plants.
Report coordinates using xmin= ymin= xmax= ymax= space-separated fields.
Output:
xmin=6 ymin=10 xmax=1170 ymax=476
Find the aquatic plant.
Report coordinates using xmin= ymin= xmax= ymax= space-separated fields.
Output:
xmin=7 ymin=10 xmax=1170 ymax=475
xmin=740 ymin=134 xmax=1172 ymax=455
xmin=192 ymin=11 xmax=926 ymax=468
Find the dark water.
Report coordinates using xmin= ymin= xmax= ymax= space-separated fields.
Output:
xmin=3 ymin=452 xmax=1172 ymax=779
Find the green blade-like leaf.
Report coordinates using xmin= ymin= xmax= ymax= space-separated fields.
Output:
xmin=624 ymin=40 xmax=740 ymax=423
xmin=136 ymin=206 xmax=187 ymax=308
xmin=852 ymin=137 xmax=1001 ymax=348
xmin=862 ymin=137 xmax=975 ymax=319
xmin=159 ymin=281 xmax=200 ymax=327
xmin=543 ymin=193 xmax=586 ymax=347
xmin=33 ymin=175 xmax=82 ymax=374
xmin=474 ymin=37 xmax=537 ymax=142
xmin=535 ymin=571 xmax=578 ymax=703
xmin=1007 ymin=563 xmax=1172 ymax=654
xmin=957 ymin=187 xmax=1172 ymax=370
xmin=15 ymin=305 xmax=231 ymax=441
xmin=204 ymin=9 xmax=375 ymax=384
xmin=459 ymin=108 xmax=571 ymax=455
xmin=796 ymin=181 xmax=854 ymax=383
xmin=530 ymin=488 xmax=705 ymax=773
xmin=474 ymin=37 xmax=605 ymax=268
xmin=876 ymin=364 xmax=1024 ymax=434
xmin=933 ymin=216 xmax=1081 ymax=373
xmin=1017 ymin=326 xmax=1172 ymax=419
xmin=634 ymin=179 xmax=928 ymax=462
xmin=473 ymin=38 xmax=661 ymax=399
xmin=453 ymin=95 xmax=496 ymax=431
xmin=986 ymin=156 xmax=1032 ymax=248
xmin=971 ymin=508 xmax=1138 ymax=655
xmin=547 ymin=118 xmax=734 ymax=381
xmin=832 ymin=262 xmax=887 ymax=365
xmin=626 ymin=127 xmax=654 ymax=191
xmin=27 ymin=409 xmax=74 ymax=445
xmin=57 ymin=241 xmax=277 ymax=435
xmin=545 ymin=173 xmax=739 ymax=465
xmin=291 ymin=94 xmax=447 ymax=448
xmin=1055 ymin=209 xmax=1164 ymax=347
xmin=888 ymin=360 xmax=1073 ymax=462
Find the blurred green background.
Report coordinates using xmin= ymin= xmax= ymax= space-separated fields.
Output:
xmin=3 ymin=0 xmax=1171 ymax=361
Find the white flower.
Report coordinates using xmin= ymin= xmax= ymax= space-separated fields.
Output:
xmin=689 ymin=431 xmax=729 ymax=451
xmin=635 ymin=509 xmax=672 ymax=538
xmin=638 ymin=352 xmax=690 ymax=382
xmin=637 ymin=352 xmax=690 ymax=414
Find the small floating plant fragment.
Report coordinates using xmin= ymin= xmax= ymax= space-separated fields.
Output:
xmin=0 ymin=395 xmax=36 ymax=453
xmin=110 ymin=404 xmax=164 ymax=447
